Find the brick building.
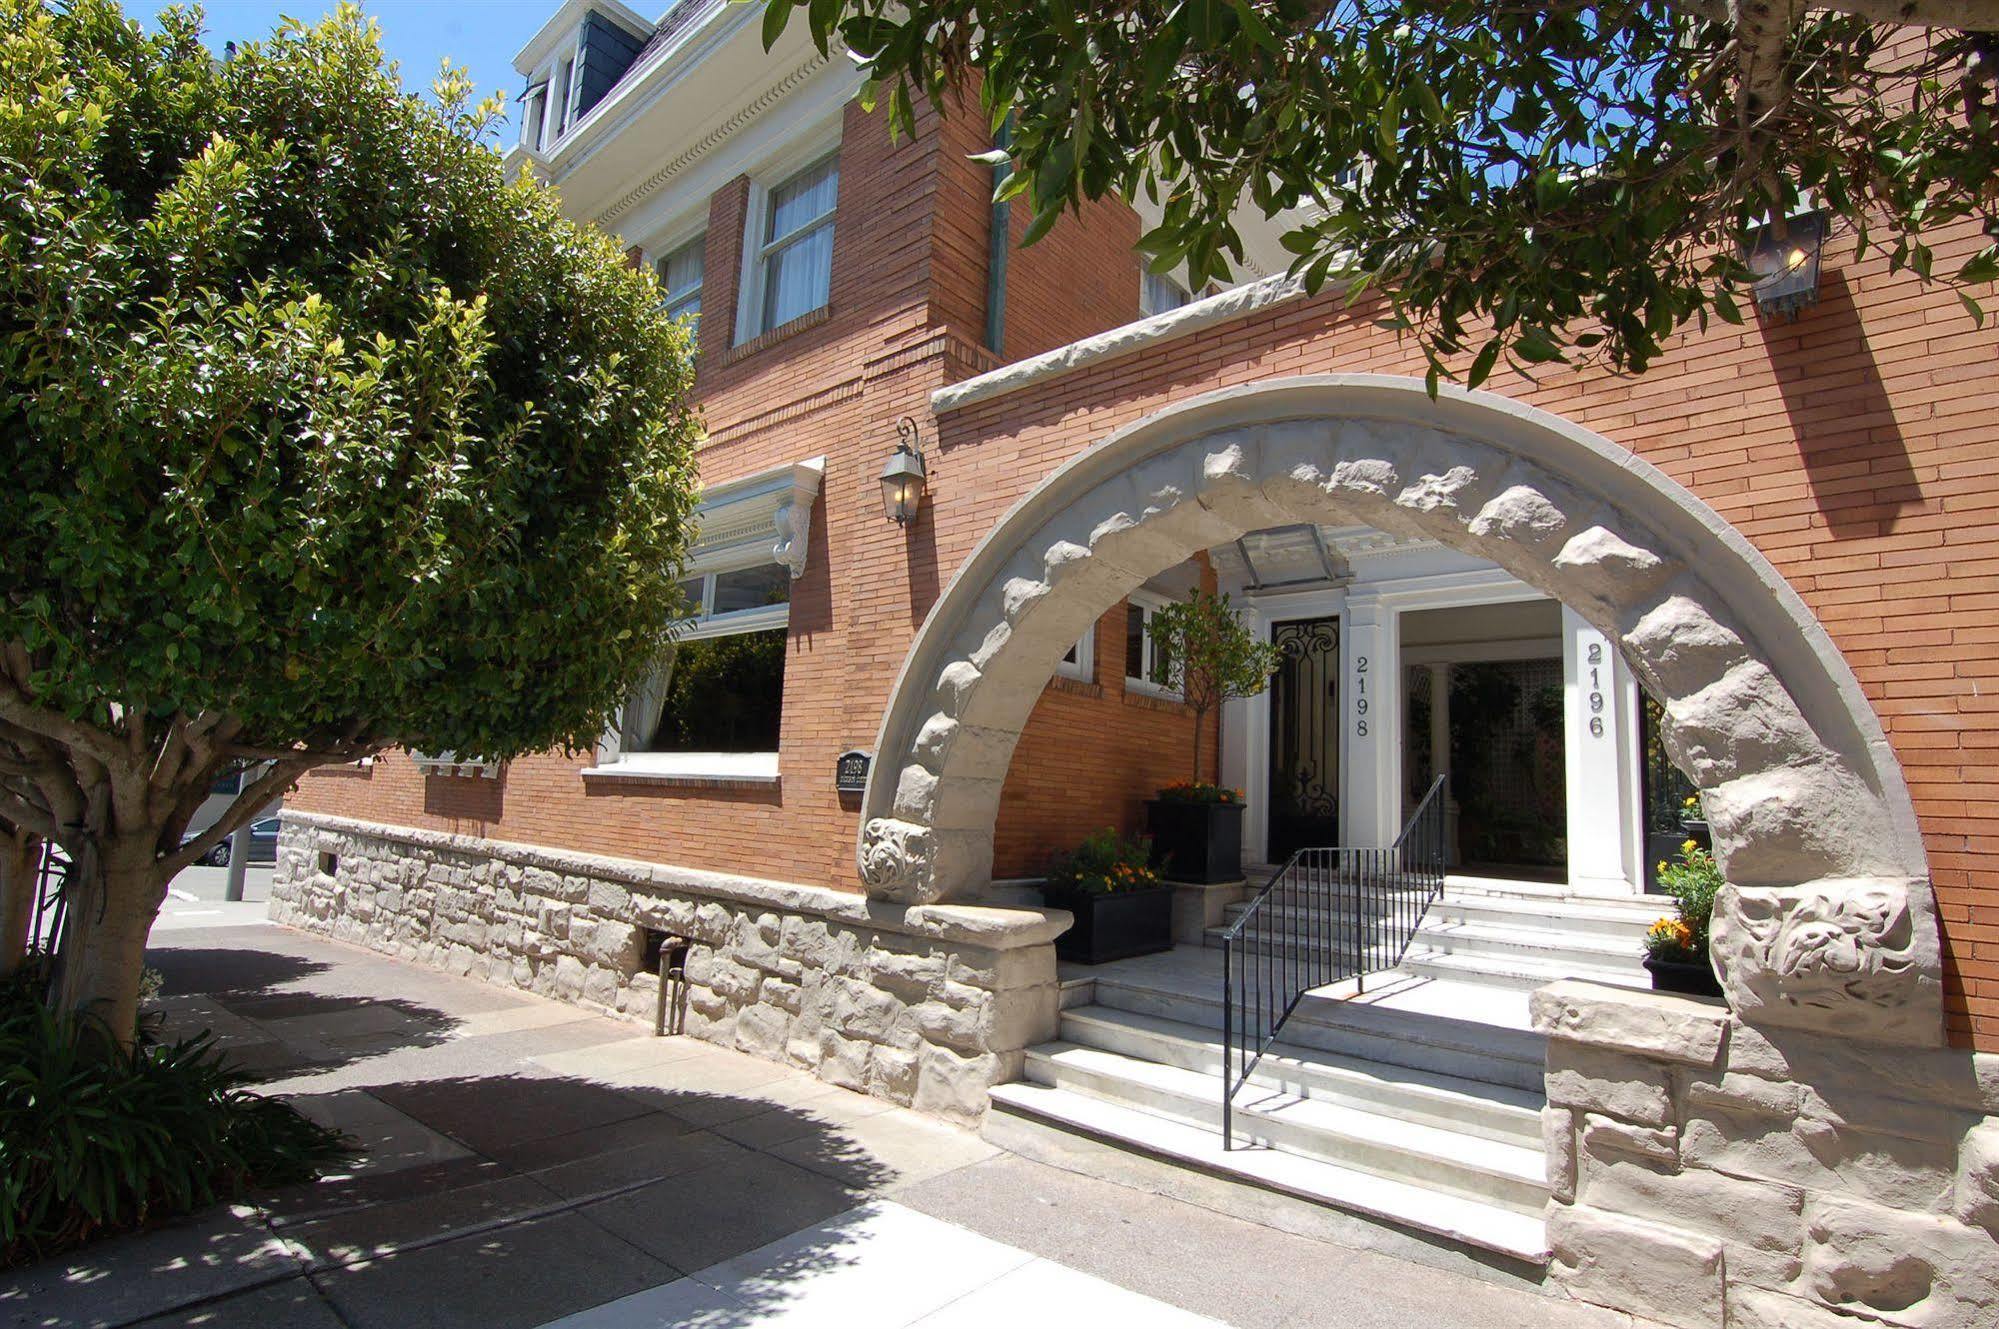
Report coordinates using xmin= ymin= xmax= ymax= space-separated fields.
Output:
xmin=275 ymin=4 xmax=1999 ymax=1323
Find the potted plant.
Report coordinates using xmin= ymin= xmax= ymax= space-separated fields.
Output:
xmin=1678 ymin=793 xmax=1713 ymax=851
xmin=1142 ymin=589 xmax=1280 ymax=883
xmin=1643 ymin=838 xmax=1724 ymax=997
xmin=1042 ymin=828 xmax=1175 ymax=964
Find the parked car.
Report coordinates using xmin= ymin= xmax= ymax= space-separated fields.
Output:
xmin=185 ymin=816 xmax=281 ymax=867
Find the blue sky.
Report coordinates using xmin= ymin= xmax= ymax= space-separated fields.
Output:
xmin=150 ymin=1 xmax=565 ymax=134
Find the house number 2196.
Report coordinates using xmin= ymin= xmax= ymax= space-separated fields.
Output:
xmin=1586 ymin=642 xmax=1606 ymax=738
xmin=1354 ymin=655 xmax=1369 ymax=737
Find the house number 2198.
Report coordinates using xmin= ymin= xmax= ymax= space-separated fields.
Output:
xmin=1354 ymin=655 xmax=1369 ymax=737
xmin=1586 ymin=642 xmax=1606 ymax=738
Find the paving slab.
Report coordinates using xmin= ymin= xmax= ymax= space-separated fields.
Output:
xmin=285 ymin=1087 xmax=475 ymax=1176
xmin=127 ymin=1276 xmax=345 ymax=1329
xmin=281 ymin=1171 xmax=567 ymax=1270
xmin=577 ymin=1152 xmax=861 ymax=1275
xmin=0 ymin=1205 xmax=299 ymax=1329
xmin=911 ymin=1255 xmax=1226 ymax=1328
xmin=762 ymin=1103 xmax=998 ymax=1192
xmin=311 ymin=1210 xmax=675 ymax=1329
xmin=369 ymin=1073 xmax=659 ymax=1157
xmin=512 ymin=1120 xmax=746 ymax=1202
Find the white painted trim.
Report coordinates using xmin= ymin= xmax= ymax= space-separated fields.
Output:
xmin=580 ymin=750 xmax=779 ymax=785
xmin=1123 ymin=590 xmax=1183 ymax=701
xmin=1055 ymin=625 xmax=1095 ymax=683
xmin=930 ymin=273 xmax=1319 ymax=415
xmin=686 ymin=455 xmax=825 ymax=579
xmin=513 ymin=0 xmax=650 ymax=73
xmin=734 ymin=145 xmax=841 ymax=345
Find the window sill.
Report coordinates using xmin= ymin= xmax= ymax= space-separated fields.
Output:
xmin=724 ymin=303 xmax=832 ymax=366
xmin=1048 ymin=675 xmax=1102 ymax=700
xmin=1123 ymin=683 xmax=1189 ymax=713
xmin=581 ymin=752 xmax=780 ymax=787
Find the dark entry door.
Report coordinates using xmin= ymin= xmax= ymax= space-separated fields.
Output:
xmin=1268 ymin=617 xmax=1340 ymax=860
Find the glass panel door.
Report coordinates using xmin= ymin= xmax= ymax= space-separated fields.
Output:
xmin=1267 ymin=617 xmax=1340 ymax=860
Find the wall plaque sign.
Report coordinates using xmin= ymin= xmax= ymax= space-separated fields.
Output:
xmin=835 ymin=750 xmax=871 ymax=792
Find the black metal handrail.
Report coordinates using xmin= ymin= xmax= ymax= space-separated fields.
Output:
xmin=1219 ymin=775 xmax=1449 ymax=1149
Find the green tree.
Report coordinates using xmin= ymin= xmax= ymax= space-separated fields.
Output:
xmin=766 ymin=1 xmax=1999 ymax=383
xmin=0 ymin=1 xmax=701 ymax=1042
xmin=1146 ymin=590 xmax=1280 ymax=784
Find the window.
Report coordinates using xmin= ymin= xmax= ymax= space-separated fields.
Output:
xmin=552 ymin=57 xmax=574 ymax=136
xmin=521 ymin=84 xmax=548 ymax=151
xmin=1125 ymin=592 xmax=1180 ymax=697
xmin=745 ymin=155 xmax=838 ymax=338
xmin=656 ymin=236 xmax=704 ymax=327
xmin=620 ymin=559 xmax=790 ymax=759
xmin=1140 ymin=270 xmax=1191 ymax=317
xmin=1056 ymin=626 xmax=1095 ymax=683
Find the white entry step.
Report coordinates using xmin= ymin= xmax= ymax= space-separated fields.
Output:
xmin=988 ymin=1079 xmax=1550 ymax=1264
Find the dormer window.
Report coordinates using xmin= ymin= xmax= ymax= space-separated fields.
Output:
xmin=513 ymin=4 xmax=648 ymax=155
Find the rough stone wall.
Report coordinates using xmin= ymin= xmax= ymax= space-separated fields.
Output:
xmin=269 ymin=814 xmax=1063 ymax=1127
xmin=1534 ymin=980 xmax=1999 ymax=1328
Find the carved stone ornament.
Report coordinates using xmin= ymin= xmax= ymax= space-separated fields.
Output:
xmin=772 ymin=499 xmax=810 ymax=579
xmin=858 ymin=818 xmax=935 ymax=903
xmin=1710 ymin=877 xmax=1943 ymax=1046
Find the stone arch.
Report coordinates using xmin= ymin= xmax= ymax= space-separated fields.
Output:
xmin=860 ymin=375 xmax=1941 ymax=1046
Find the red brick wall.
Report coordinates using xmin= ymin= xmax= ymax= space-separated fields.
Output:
xmin=994 ymin=561 xmax=1226 ymax=878
xmin=292 ymin=95 xmax=1999 ymax=1048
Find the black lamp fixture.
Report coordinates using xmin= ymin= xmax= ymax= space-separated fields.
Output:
xmin=879 ymin=416 xmax=928 ymax=527
xmin=1742 ymin=208 xmax=1828 ymax=321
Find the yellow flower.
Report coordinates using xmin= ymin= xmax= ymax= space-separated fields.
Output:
xmin=1657 ymin=860 xmax=1668 ymax=874
xmin=1681 ymin=839 xmax=1698 ymax=855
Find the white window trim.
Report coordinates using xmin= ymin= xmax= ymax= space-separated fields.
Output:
xmin=1139 ymin=267 xmax=1193 ymax=318
xmin=1125 ymin=590 xmax=1184 ymax=701
xmin=653 ymin=232 xmax=705 ymax=324
xmin=1056 ymin=626 xmax=1095 ymax=683
xmin=733 ymin=145 xmax=841 ymax=345
xmin=580 ymin=750 xmax=779 ymax=786
xmin=589 ymin=457 xmax=826 ymax=780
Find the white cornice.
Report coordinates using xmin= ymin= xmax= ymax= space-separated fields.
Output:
xmin=596 ymin=50 xmax=836 ymax=226
xmin=687 ymin=456 xmax=826 ymax=579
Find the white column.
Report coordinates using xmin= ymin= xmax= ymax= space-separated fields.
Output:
xmin=1342 ymin=595 xmax=1399 ymax=848
xmin=1562 ymin=606 xmax=1639 ymax=895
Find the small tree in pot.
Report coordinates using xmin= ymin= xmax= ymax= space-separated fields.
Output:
xmin=1143 ymin=590 xmax=1279 ymax=883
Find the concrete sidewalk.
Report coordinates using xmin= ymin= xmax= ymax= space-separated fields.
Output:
xmin=2 ymin=923 xmax=1636 ymax=1329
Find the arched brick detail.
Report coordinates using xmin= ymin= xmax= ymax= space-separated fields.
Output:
xmin=859 ymin=376 xmax=1940 ymax=1046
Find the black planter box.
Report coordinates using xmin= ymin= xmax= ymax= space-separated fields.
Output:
xmin=1045 ymin=884 xmax=1175 ymax=965
xmin=1644 ymin=954 xmax=1723 ymax=998
xmin=1145 ymin=799 xmax=1245 ymax=884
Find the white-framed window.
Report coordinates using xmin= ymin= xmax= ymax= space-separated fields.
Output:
xmin=552 ymin=56 xmax=576 ymax=135
xmin=616 ymin=556 xmax=790 ymax=764
xmin=520 ymin=82 xmax=549 ymax=152
xmin=739 ymin=154 xmax=838 ymax=341
xmin=1056 ymin=626 xmax=1095 ymax=683
xmin=656 ymin=235 xmax=704 ymax=328
xmin=1140 ymin=269 xmax=1191 ymax=317
xmin=587 ymin=458 xmax=825 ymax=784
xmin=1125 ymin=591 xmax=1182 ymax=699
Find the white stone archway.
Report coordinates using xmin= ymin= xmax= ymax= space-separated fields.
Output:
xmin=859 ymin=376 xmax=1941 ymax=1047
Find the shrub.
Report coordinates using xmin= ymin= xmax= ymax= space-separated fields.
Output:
xmin=0 ymin=971 xmax=350 ymax=1267
xmin=1045 ymin=828 xmax=1161 ymax=897
xmin=1646 ymin=839 xmax=1724 ymax=963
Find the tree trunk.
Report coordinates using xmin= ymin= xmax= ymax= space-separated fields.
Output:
xmin=54 ymin=838 xmax=166 ymax=1046
xmin=1192 ymin=708 xmax=1206 ymax=786
xmin=0 ymin=829 xmax=37 ymax=978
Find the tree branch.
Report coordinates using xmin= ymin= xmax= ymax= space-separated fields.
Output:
xmin=158 ymin=757 xmax=315 ymax=875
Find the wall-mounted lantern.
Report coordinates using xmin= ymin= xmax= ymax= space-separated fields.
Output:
xmin=1742 ymin=209 xmax=1828 ymax=321
xmin=879 ymin=417 xmax=928 ymax=527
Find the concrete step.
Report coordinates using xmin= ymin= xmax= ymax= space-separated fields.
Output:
xmin=986 ymin=1081 xmax=1551 ymax=1265
xmin=1088 ymin=966 xmax=1547 ymax=1093
xmin=1058 ymin=1004 xmax=1543 ymax=1147
xmin=1425 ymin=891 xmax=1662 ymax=942
xmin=1397 ymin=943 xmax=1650 ymax=993
xmin=1409 ymin=917 xmax=1648 ymax=973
